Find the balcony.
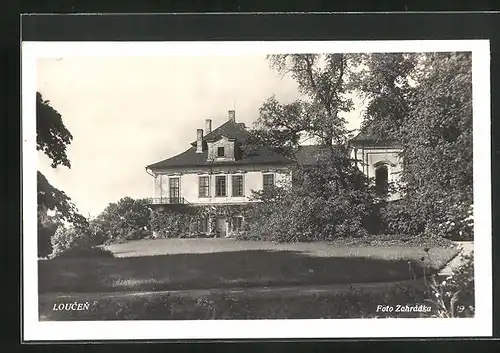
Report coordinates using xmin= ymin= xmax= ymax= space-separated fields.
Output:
xmin=146 ymin=197 xmax=189 ymax=205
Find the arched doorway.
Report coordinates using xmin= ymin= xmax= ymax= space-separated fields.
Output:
xmin=375 ymin=164 xmax=389 ymax=196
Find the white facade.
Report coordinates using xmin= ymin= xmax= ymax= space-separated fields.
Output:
xmin=351 ymin=146 xmax=403 ymax=200
xmin=152 ymin=165 xmax=291 ymax=205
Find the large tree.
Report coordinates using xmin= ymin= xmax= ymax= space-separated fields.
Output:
xmin=403 ymin=53 xmax=473 ymax=238
xmin=37 ymin=92 xmax=86 ymax=256
xmin=350 ymin=53 xmax=418 ymax=140
xmin=266 ymin=54 xmax=355 ymax=146
xmin=355 ymin=52 xmax=473 ymax=238
xmin=245 ymin=54 xmax=375 ymax=241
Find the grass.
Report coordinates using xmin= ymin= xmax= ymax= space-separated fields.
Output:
xmin=39 ymin=238 xmax=458 ymax=294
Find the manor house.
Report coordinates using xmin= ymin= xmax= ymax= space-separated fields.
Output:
xmin=145 ymin=110 xmax=401 ymax=237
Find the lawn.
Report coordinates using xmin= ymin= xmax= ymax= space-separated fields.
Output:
xmin=38 ymin=238 xmax=459 ymax=294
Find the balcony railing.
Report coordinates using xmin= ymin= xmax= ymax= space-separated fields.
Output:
xmin=146 ymin=197 xmax=188 ymax=205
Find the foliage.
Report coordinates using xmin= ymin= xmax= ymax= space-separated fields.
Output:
xmin=419 ymin=250 xmax=474 ymax=318
xmin=38 ymin=172 xmax=88 ymax=228
xmin=149 ymin=204 xmax=249 ymax=238
xmin=149 ymin=210 xmax=199 ymax=239
xmin=51 ymin=225 xmax=94 ymax=257
xmin=53 ymin=246 xmax=115 ymax=259
xmin=355 ymin=53 xmax=473 ymax=239
xmin=324 ymin=233 xmax=454 ymax=248
xmin=244 ymin=148 xmax=374 ymax=242
xmin=378 ymin=199 xmax=426 ymax=236
xmin=37 ymin=91 xmax=88 ymax=255
xmin=238 ymin=54 xmax=377 ymax=242
xmin=93 ymin=197 xmax=151 ymax=244
xmin=37 ymin=92 xmax=73 ymax=168
xmin=38 ymin=222 xmax=56 ymax=258
xmin=87 ymin=219 xmax=109 ymax=246
xmin=350 ymin=53 xmax=417 ymax=139
xmin=37 ymin=210 xmax=60 ymax=258
xmin=267 ymin=54 xmax=355 ymax=145
xmin=241 ymin=97 xmax=314 ymax=158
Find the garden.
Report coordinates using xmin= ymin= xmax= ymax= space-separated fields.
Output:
xmin=36 ymin=52 xmax=475 ymax=320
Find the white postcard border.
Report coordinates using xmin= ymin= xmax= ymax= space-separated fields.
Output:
xmin=22 ymin=40 xmax=492 ymax=340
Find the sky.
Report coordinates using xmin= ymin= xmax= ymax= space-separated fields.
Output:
xmin=37 ymin=55 xmax=365 ymax=217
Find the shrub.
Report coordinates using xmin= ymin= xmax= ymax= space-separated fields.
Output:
xmin=243 ymin=188 xmax=371 ymax=243
xmin=423 ymin=251 xmax=474 ymax=318
xmin=38 ymin=220 xmax=58 ymax=258
xmin=379 ymin=197 xmax=473 ymax=241
xmin=239 ymin=149 xmax=375 ymax=243
xmin=37 ymin=207 xmax=64 ymax=258
xmin=94 ymin=197 xmax=152 ymax=244
xmin=53 ymin=246 xmax=114 ymax=259
xmin=51 ymin=225 xmax=95 ymax=257
xmin=149 ymin=211 xmax=197 ymax=238
xmin=434 ymin=203 xmax=474 ymax=241
xmin=379 ymin=200 xmax=426 ymax=236
xmin=150 ymin=205 xmax=249 ymax=239
xmin=88 ymin=220 xmax=110 ymax=246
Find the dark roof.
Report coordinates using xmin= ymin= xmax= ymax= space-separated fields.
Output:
xmin=351 ymin=122 xmax=400 ymax=147
xmin=351 ymin=122 xmax=380 ymax=143
xmin=295 ymin=145 xmax=326 ymax=166
xmin=147 ymin=146 xmax=293 ymax=169
xmin=190 ymin=120 xmax=250 ymax=146
xmin=148 ymin=120 xmax=295 ymax=169
xmin=148 ymin=118 xmax=386 ymax=170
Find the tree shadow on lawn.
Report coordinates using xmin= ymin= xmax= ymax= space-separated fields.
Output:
xmin=39 ymin=250 xmax=436 ymax=294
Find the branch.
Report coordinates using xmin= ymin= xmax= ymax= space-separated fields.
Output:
xmin=303 ymin=55 xmax=329 ymax=111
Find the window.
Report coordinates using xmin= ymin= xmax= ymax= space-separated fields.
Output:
xmin=232 ymin=217 xmax=243 ymax=231
xmin=197 ymin=218 xmax=209 ymax=233
xmin=232 ymin=175 xmax=244 ymax=197
xmin=263 ymin=173 xmax=274 ymax=191
xmin=217 ymin=147 xmax=225 ymax=157
xmin=169 ymin=177 xmax=180 ymax=202
xmin=199 ymin=176 xmax=210 ymax=197
xmin=215 ymin=176 xmax=227 ymax=197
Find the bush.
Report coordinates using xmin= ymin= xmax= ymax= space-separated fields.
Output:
xmin=238 ymin=149 xmax=375 ymax=243
xmin=150 ymin=205 xmax=249 ymax=239
xmin=38 ymin=220 xmax=58 ymax=258
xmin=51 ymin=225 xmax=96 ymax=257
xmin=243 ymin=190 xmax=371 ymax=243
xmin=423 ymin=251 xmax=474 ymax=318
xmin=379 ymin=200 xmax=426 ymax=236
xmin=94 ymin=197 xmax=152 ymax=244
xmin=378 ymin=197 xmax=473 ymax=241
xmin=434 ymin=203 xmax=473 ymax=241
xmin=53 ymin=246 xmax=114 ymax=259
xmin=149 ymin=211 xmax=198 ymax=238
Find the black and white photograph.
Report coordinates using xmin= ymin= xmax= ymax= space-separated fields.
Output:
xmin=22 ymin=40 xmax=491 ymax=340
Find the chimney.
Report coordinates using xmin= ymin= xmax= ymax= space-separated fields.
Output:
xmin=228 ymin=110 xmax=235 ymax=122
xmin=205 ymin=119 xmax=212 ymax=134
xmin=196 ymin=129 xmax=203 ymax=153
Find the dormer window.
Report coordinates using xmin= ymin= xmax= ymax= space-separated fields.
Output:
xmin=206 ymin=136 xmax=236 ymax=162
